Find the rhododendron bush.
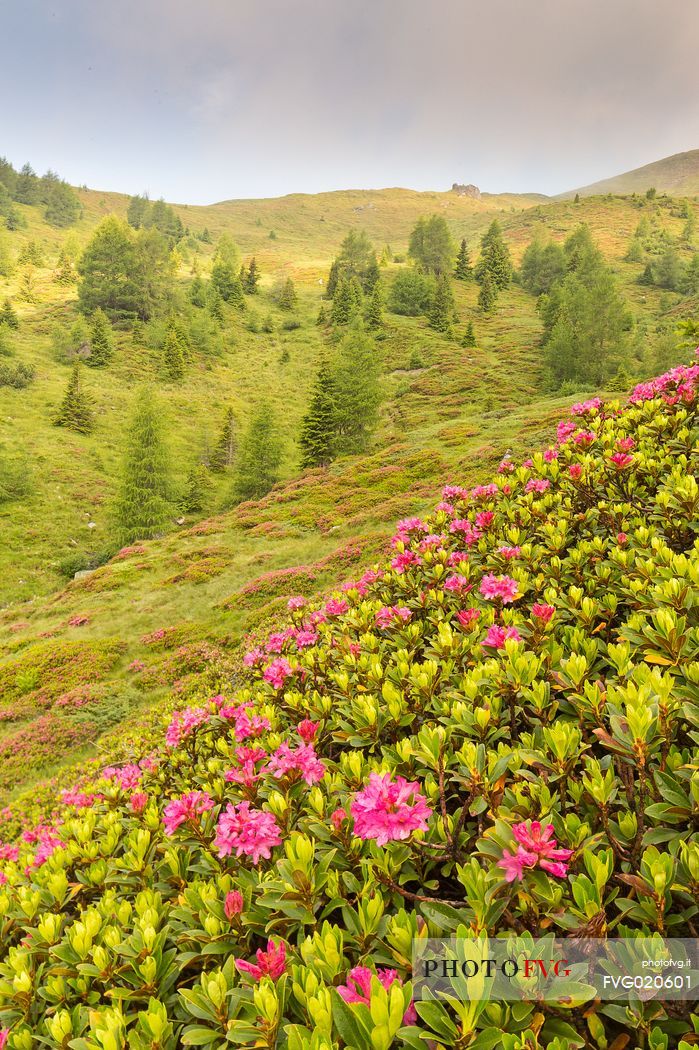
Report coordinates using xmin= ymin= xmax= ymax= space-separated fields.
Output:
xmin=0 ymin=359 xmax=698 ymax=1049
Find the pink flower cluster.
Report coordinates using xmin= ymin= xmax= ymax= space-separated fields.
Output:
xmin=262 ymin=657 xmax=294 ymax=690
xmin=570 ymin=397 xmax=602 ymax=416
xmin=375 ymin=605 xmax=412 ymax=628
xmin=498 ymin=821 xmax=573 ymax=882
xmin=102 ymin=763 xmax=142 ymax=790
xmin=165 ymin=705 xmax=210 ymax=748
xmin=390 ymin=550 xmax=422 ymax=573
xmin=479 ymin=574 xmax=519 ymax=603
xmin=225 ymin=889 xmax=244 ymax=919
xmin=482 ymin=625 xmax=522 ymax=649
xmin=163 ymin=791 xmax=214 ymax=836
xmin=629 ymin=361 xmax=698 ymax=404
xmin=214 ymin=802 xmax=282 ymax=863
xmin=235 ymin=938 xmax=287 ymax=981
xmin=337 ymin=966 xmax=417 ymax=1025
xmin=443 ymin=574 xmax=471 ymax=594
xmin=267 ymin=742 xmax=326 ymax=785
xmin=525 ymin=478 xmax=550 ymax=494
xmin=351 ymin=773 xmax=432 ymax=847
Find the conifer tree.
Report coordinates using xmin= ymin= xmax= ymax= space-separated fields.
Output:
xmin=54 ymin=363 xmax=94 ymax=434
xmin=88 ymin=308 xmax=114 ymax=366
xmin=454 ymin=239 xmax=472 ymax=279
xmin=365 ymin=285 xmax=384 ymax=330
xmin=475 ymin=220 xmax=512 ymax=289
xmin=429 ymin=274 xmax=455 ymax=332
xmin=0 ymin=299 xmax=19 ymax=329
xmin=316 ymin=305 xmax=327 ymax=326
xmin=232 ymin=402 xmax=283 ymax=503
xmin=363 ymin=253 xmax=381 ymax=292
xmin=278 ymin=277 xmax=298 ymax=310
xmin=245 ymin=257 xmax=260 ymax=294
xmin=112 ymin=389 xmax=172 ymax=544
xmin=462 ymin=321 xmax=476 ymax=347
xmin=209 ymin=408 xmax=237 ymax=472
xmin=478 ymin=270 xmax=497 ymax=312
xmin=208 ymin=287 xmax=225 ymax=325
xmin=330 ymin=276 xmax=353 ymax=325
xmin=189 ymin=274 xmax=207 ymax=308
xmin=54 ymin=250 xmax=76 ymax=285
xmin=332 ymin=322 xmax=382 ymax=455
xmin=162 ymin=325 xmax=185 ymax=380
xmin=127 ymin=194 xmax=151 ymax=229
xmin=638 ymin=263 xmax=654 ymax=286
xmin=325 ymin=259 xmax=339 ymax=299
xmin=348 ymin=276 xmax=364 ymax=312
xmin=682 ymin=253 xmax=699 ymax=296
xmin=181 ymin=462 xmax=210 ymax=514
xmin=299 ymin=360 xmax=337 ymax=469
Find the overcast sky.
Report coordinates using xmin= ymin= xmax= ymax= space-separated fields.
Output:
xmin=2 ymin=0 xmax=698 ymax=203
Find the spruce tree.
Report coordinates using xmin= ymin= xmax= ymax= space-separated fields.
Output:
xmin=682 ymin=253 xmax=699 ymax=296
xmin=299 ymin=360 xmax=337 ymax=469
xmin=365 ymin=285 xmax=383 ymax=330
xmin=475 ymin=220 xmax=512 ymax=289
xmin=88 ymin=308 xmax=114 ymax=366
xmin=279 ymin=277 xmax=298 ymax=310
xmin=112 ymin=389 xmax=172 ymax=544
xmin=209 ymin=408 xmax=237 ymax=472
xmin=332 ymin=322 xmax=382 ymax=456
xmin=454 ymin=239 xmax=472 ymax=279
xmin=478 ymin=271 xmax=497 ymax=312
xmin=363 ymin=253 xmax=381 ymax=292
xmin=325 ymin=259 xmax=339 ymax=299
xmin=331 ymin=276 xmax=353 ymax=325
xmin=429 ymin=274 xmax=455 ymax=332
xmin=316 ymin=305 xmax=327 ymax=326
xmin=208 ymin=287 xmax=225 ymax=325
xmin=462 ymin=321 xmax=476 ymax=347
xmin=181 ymin=462 xmax=210 ymax=514
xmin=189 ymin=274 xmax=207 ymax=308
xmin=54 ymin=250 xmax=76 ymax=285
xmin=0 ymin=299 xmax=19 ymax=329
xmin=245 ymin=257 xmax=260 ymax=294
xmin=54 ymin=363 xmax=94 ymax=434
xmin=162 ymin=325 xmax=185 ymax=380
xmin=232 ymin=402 xmax=283 ymax=503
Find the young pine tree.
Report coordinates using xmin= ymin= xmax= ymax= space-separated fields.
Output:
xmin=245 ymin=258 xmax=260 ymax=294
xmin=189 ymin=274 xmax=207 ymax=308
xmin=429 ymin=274 xmax=455 ymax=332
xmin=181 ymin=462 xmax=210 ymax=514
xmin=88 ymin=308 xmax=114 ymax=366
xmin=325 ymin=259 xmax=340 ymax=300
xmin=112 ymin=389 xmax=172 ymax=544
xmin=54 ymin=363 xmax=94 ymax=434
xmin=208 ymin=287 xmax=225 ymax=325
xmin=316 ymin=305 xmax=327 ymax=326
xmin=462 ymin=321 xmax=476 ymax=347
xmin=475 ymin=220 xmax=512 ymax=290
xmin=365 ymin=285 xmax=383 ymax=330
xmin=331 ymin=276 xmax=353 ymax=325
xmin=162 ymin=325 xmax=185 ymax=380
xmin=0 ymin=299 xmax=19 ymax=329
xmin=278 ymin=277 xmax=298 ymax=311
xmin=54 ymin=250 xmax=76 ymax=286
xmin=478 ymin=271 xmax=497 ymax=312
xmin=232 ymin=402 xmax=283 ymax=503
xmin=209 ymin=408 xmax=237 ymax=472
xmin=332 ymin=322 xmax=382 ymax=456
xmin=454 ymin=239 xmax=472 ymax=280
xmin=299 ymin=360 xmax=337 ymax=469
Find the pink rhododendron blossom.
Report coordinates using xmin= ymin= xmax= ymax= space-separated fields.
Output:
xmin=60 ymin=789 xmax=99 ymax=809
xmin=498 ymin=545 xmax=521 ymax=559
xmin=294 ymin=629 xmax=318 ymax=648
xmin=531 ymin=604 xmax=555 ymax=622
xmin=571 ymin=397 xmax=602 ymax=416
xmin=130 ymin=792 xmax=148 ymax=814
xmin=243 ymin=647 xmax=265 ymax=668
xmin=331 ymin=808 xmax=347 ymax=830
xmin=106 ymin=764 xmax=142 ymax=790
xmin=442 ymin=484 xmax=468 ymax=500
xmin=0 ymin=1029 xmax=8 ymax=1050
xmin=475 ymin=510 xmax=495 ymax=529
xmin=504 ymin=821 xmax=574 ymax=880
xmin=337 ymin=967 xmax=417 ymax=1025
xmin=525 ymin=478 xmax=550 ymax=493
xmin=573 ymin=430 xmax=595 ymax=446
xmin=325 ymin=597 xmax=349 ymax=616
xmin=609 ymin=452 xmax=634 ymax=470
xmin=471 ymin=483 xmax=499 ymax=500
xmin=162 ymin=791 xmax=214 ymax=836
xmin=214 ymin=802 xmax=282 ymax=863
xmin=448 ymin=550 xmax=470 ymax=567
xmin=351 ymin=773 xmax=432 ymax=847
xmin=165 ymin=706 xmax=210 ymax=748
xmin=616 ymin=437 xmax=635 ymax=452
xmin=482 ymin=625 xmax=522 ymax=649
xmin=435 ymin=500 xmax=455 ymax=513
xmin=568 ymin=463 xmax=583 ymax=480
xmin=375 ymin=605 xmax=412 ymax=628
xmin=267 ymin=742 xmax=326 ymax=785
xmin=456 ymin=608 xmax=481 ymax=629
xmin=263 ymin=658 xmax=294 ymax=690
xmin=498 ymin=846 xmax=538 ymax=882
xmin=397 ymin=516 xmax=428 ymax=533
xmin=391 ymin=551 xmax=422 ymax=573
xmin=235 ymin=938 xmax=287 ymax=981
xmin=543 ymin=448 xmax=558 ymax=462
xmin=617 ymin=532 xmax=628 ymax=545
xmin=449 ymin=519 xmax=481 ymax=545
xmin=479 ymin=574 xmax=519 ymax=603
xmin=287 ymin=595 xmax=306 ymax=611
xmin=443 ymin=574 xmax=471 ymax=594
xmin=498 ymin=457 xmax=516 ymax=473
xmin=225 ymin=890 xmax=244 ymax=919
xmin=556 ymin=420 xmax=577 ymax=443
xmin=297 ymin=719 xmax=319 ymax=743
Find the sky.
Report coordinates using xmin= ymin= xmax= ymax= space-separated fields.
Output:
xmin=2 ymin=0 xmax=699 ymax=204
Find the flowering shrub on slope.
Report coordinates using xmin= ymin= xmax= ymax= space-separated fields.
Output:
xmin=0 ymin=359 xmax=697 ymax=1049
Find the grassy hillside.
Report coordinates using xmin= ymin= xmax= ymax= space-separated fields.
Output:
xmin=563 ymin=148 xmax=699 ymax=198
xmin=1 ymin=176 xmax=697 ymax=801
